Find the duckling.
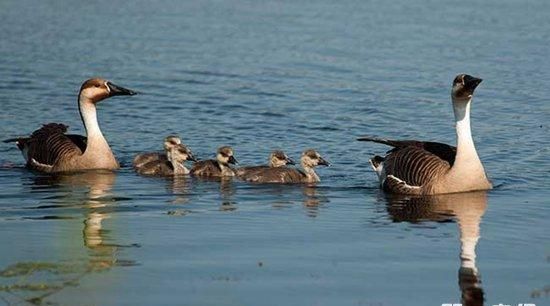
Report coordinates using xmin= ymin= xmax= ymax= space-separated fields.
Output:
xmin=190 ymin=146 xmax=237 ymax=177
xmin=136 ymin=143 xmax=196 ymax=176
xmin=241 ymin=149 xmax=329 ymax=183
xmin=133 ymin=135 xmax=181 ymax=169
xmin=236 ymin=150 xmax=294 ymax=179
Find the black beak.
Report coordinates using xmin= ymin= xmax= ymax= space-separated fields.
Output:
xmin=187 ymin=152 xmax=198 ymax=162
xmin=318 ymin=157 xmax=331 ymax=167
xmin=286 ymin=157 xmax=296 ymax=165
xmin=228 ymin=155 xmax=238 ymax=165
xmin=463 ymin=75 xmax=483 ymax=91
xmin=107 ymin=81 xmax=137 ymax=96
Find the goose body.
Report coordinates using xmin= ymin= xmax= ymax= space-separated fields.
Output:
xmin=133 ymin=136 xmax=181 ymax=169
xmin=242 ymin=149 xmax=329 ymax=184
xmin=8 ymin=78 xmax=136 ymax=173
xmin=358 ymin=74 xmax=492 ymax=195
xmin=136 ymin=143 xmax=196 ymax=176
xmin=190 ymin=146 xmax=237 ymax=177
xmin=236 ymin=150 xmax=295 ymax=181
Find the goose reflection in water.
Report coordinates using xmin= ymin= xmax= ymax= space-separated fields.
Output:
xmin=384 ymin=191 xmax=487 ymax=306
xmin=0 ymin=171 xmax=136 ymax=305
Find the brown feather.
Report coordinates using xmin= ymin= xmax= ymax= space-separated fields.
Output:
xmin=24 ymin=123 xmax=83 ymax=170
xmin=190 ymin=160 xmax=223 ymax=177
xmin=240 ymin=167 xmax=306 ymax=183
xmin=383 ymin=146 xmax=451 ymax=194
xmin=358 ymin=136 xmax=456 ymax=166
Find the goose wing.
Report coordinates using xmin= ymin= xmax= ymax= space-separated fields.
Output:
xmin=133 ymin=152 xmax=167 ymax=169
xmin=242 ymin=167 xmax=305 ymax=183
xmin=236 ymin=165 xmax=269 ymax=178
xmin=20 ymin=123 xmax=84 ymax=170
xmin=190 ymin=160 xmax=222 ymax=177
xmin=357 ymin=136 xmax=456 ymax=166
xmin=383 ymin=146 xmax=451 ymax=194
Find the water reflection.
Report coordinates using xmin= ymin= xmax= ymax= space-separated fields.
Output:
xmin=0 ymin=171 xmax=135 ymax=305
xmin=302 ymin=186 xmax=329 ymax=218
xmin=167 ymin=176 xmax=191 ymax=204
xmin=385 ymin=191 xmax=487 ymax=306
xmin=219 ymin=178 xmax=237 ymax=211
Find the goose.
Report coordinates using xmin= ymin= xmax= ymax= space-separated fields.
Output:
xmin=136 ymin=143 xmax=197 ymax=176
xmin=357 ymin=74 xmax=492 ymax=195
xmin=242 ymin=149 xmax=329 ymax=184
xmin=5 ymin=78 xmax=136 ymax=173
xmin=133 ymin=135 xmax=181 ymax=168
xmin=190 ymin=146 xmax=237 ymax=177
xmin=236 ymin=150 xmax=295 ymax=179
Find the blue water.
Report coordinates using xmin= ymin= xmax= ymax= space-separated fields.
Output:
xmin=0 ymin=0 xmax=549 ymax=305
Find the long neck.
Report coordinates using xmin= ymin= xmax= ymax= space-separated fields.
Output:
xmin=452 ymin=99 xmax=483 ymax=171
xmin=171 ymin=160 xmax=189 ymax=175
xmin=301 ymin=162 xmax=320 ymax=182
xmin=78 ymin=96 xmax=112 ymax=156
xmin=218 ymin=161 xmax=235 ymax=176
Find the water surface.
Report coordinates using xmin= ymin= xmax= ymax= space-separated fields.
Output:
xmin=0 ymin=0 xmax=549 ymax=305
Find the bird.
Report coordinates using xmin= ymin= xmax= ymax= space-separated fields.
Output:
xmin=5 ymin=78 xmax=136 ymax=173
xmin=133 ymin=135 xmax=181 ymax=169
xmin=235 ymin=150 xmax=295 ymax=180
xmin=136 ymin=143 xmax=197 ymax=176
xmin=240 ymin=149 xmax=329 ymax=184
xmin=190 ymin=146 xmax=237 ymax=177
xmin=357 ymin=74 xmax=492 ymax=195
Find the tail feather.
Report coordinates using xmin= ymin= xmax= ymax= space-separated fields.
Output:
xmin=357 ymin=136 xmax=396 ymax=147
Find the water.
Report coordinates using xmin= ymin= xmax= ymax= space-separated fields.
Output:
xmin=0 ymin=0 xmax=549 ymax=305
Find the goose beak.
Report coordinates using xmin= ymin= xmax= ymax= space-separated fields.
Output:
xmin=464 ymin=75 xmax=482 ymax=92
xmin=107 ymin=82 xmax=137 ymax=96
xmin=228 ymin=156 xmax=238 ymax=165
xmin=286 ymin=157 xmax=296 ymax=165
xmin=318 ymin=157 xmax=331 ymax=167
xmin=187 ymin=152 xmax=198 ymax=162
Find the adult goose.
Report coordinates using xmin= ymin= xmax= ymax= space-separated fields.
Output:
xmin=242 ymin=149 xmax=329 ymax=184
xmin=7 ymin=78 xmax=136 ymax=173
xmin=358 ymin=74 xmax=492 ymax=195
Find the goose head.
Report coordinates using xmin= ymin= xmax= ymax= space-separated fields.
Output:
xmin=170 ymin=144 xmax=197 ymax=164
xmin=269 ymin=150 xmax=295 ymax=167
xmin=451 ymin=74 xmax=482 ymax=103
xmin=216 ymin=146 xmax=237 ymax=166
xmin=79 ymin=78 xmax=136 ymax=104
xmin=301 ymin=149 xmax=330 ymax=168
xmin=163 ymin=135 xmax=182 ymax=151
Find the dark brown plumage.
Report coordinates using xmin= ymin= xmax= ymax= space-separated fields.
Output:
xmin=20 ymin=123 xmax=83 ymax=171
xmin=190 ymin=159 xmax=223 ymax=177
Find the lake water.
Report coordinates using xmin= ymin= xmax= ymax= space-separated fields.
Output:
xmin=0 ymin=0 xmax=548 ymax=305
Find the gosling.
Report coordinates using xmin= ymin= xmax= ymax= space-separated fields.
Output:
xmin=136 ymin=143 xmax=196 ymax=176
xmin=240 ymin=149 xmax=329 ymax=184
xmin=236 ymin=150 xmax=295 ymax=182
xmin=190 ymin=146 xmax=237 ymax=177
xmin=133 ymin=135 xmax=181 ymax=169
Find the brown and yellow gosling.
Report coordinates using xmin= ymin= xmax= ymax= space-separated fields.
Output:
xmin=136 ymin=143 xmax=197 ymax=176
xmin=240 ymin=149 xmax=329 ymax=184
xmin=190 ymin=146 xmax=237 ymax=177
